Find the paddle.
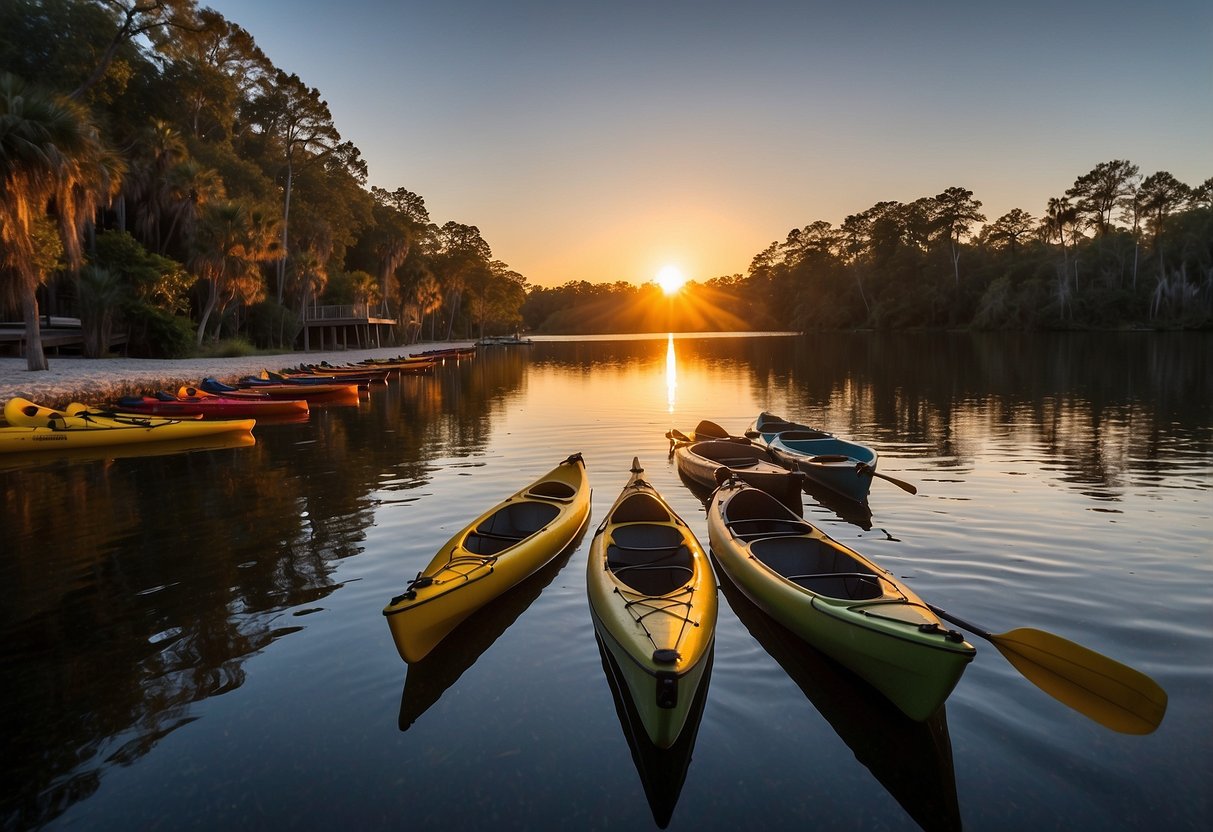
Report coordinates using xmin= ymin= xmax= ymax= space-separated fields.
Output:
xmin=855 ymin=462 xmax=918 ymax=495
xmin=694 ymin=420 xmax=732 ymax=439
xmin=927 ymin=603 xmax=1167 ymax=735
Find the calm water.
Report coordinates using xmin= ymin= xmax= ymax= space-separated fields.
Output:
xmin=2 ymin=333 xmax=1210 ymax=831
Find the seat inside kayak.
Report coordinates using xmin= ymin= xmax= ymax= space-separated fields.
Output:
xmin=526 ymin=480 xmax=577 ymax=501
xmin=464 ymin=502 xmax=561 ymax=555
xmin=607 ymin=523 xmax=692 ymax=595
xmin=750 ymin=536 xmax=882 ymax=600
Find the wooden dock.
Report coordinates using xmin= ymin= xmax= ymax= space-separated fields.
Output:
xmin=300 ymin=305 xmax=398 ymax=351
xmin=0 ymin=318 xmax=127 ymax=357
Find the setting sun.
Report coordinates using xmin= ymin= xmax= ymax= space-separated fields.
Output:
xmin=656 ymin=265 xmax=687 ymax=295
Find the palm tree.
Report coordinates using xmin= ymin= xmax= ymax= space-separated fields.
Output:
xmin=160 ymin=158 xmax=226 ymax=255
xmin=412 ymin=272 xmax=442 ymax=342
xmin=131 ymin=119 xmax=187 ymax=251
xmin=0 ymin=73 xmax=122 ymax=370
xmin=189 ymin=199 xmax=279 ymax=347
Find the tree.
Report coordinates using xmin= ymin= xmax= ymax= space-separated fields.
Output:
xmin=71 ymin=0 xmax=202 ymax=101
xmin=1138 ymin=171 xmax=1190 ymax=249
xmin=984 ymin=209 xmax=1036 ymax=257
xmin=242 ymin=70 xmax=343 ymax=303
xmin=0 ymin=73 xmax=122 ymax=370
xmin=160 ymin=157 xmax=226 ymax=255
xmin=156 ymin=8 xmax=269 ymax=141
xmin=189 ymin=199 xmax=278 ymax=346
xmin=368 ymin=186 xmax=429 ymax=315
xmin=432 ymin=222 xmax=491 ymax=340
xmin=932 ymin=186 xmax=985 ymax=287
xmin=1191 ymin=178 xmax=1213 ymax=209
xmin=127 ymin=118 xmax=186 ymax=249
xmin=1066 ymin=160 xmax=1140 ymax=236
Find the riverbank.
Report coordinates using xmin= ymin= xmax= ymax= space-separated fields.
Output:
xmin=0 ymin=341 xmax=475 ymax=411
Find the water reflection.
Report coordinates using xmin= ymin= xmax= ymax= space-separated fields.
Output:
xmin=0 ymin=430 xmax=256 ymax=472
xmin=666 ymin=333 xmax=677 ymax=414
xmin=741 ymin=332 xmax=1212 ymax=490
xmin=716 ymin=564 xmax=961 ymax=832
xmin=0 ymin=353 xmax=535 ymax=830
xmin=1 ymin=333 xmax=1208 ymax=830
xmin=595 ymin=635 xmax=712 ymax=829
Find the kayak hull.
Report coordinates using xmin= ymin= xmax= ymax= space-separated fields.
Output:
xmin=587 ymin=459 xmax=717 ymax=749
xmin=115 ymin=394 xmax=308 ymax=419
xmin=748 ymin=412 xmax=878 ymax=503
xmin=673 ymin=439 xmax=803 ymax=506
xmin=2 ymin=397 xmax=254 ymax=453
xmin=707 ymin=479 xmax=973 ymax=721
xmin=767 ymin=434 xmax=879 ymax=504
xmin=383 ymin=454 xmax=591 ymax=663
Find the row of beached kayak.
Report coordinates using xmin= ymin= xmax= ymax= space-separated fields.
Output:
xmin=0 ymin=352 xmax=459 ymax=456
xmin=381 ymin=449 xmax=976 ymax=753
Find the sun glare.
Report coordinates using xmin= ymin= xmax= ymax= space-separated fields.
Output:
xmin=656 ymin=265 xmax=687 ymax=296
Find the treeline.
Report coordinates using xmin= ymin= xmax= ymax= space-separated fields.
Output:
xmin=525 ymin=166 xmax=1212 ymax=333
xmin=1 ymin=0 xmax=526 ymax=370
xmin=4 ymin=5 xmax=1209 ymax=373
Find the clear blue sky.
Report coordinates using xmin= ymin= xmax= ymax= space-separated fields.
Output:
xmin=204 ymin=0 xmax=1212 ymax=287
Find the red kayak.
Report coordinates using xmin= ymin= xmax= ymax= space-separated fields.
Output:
xmin=117 ymin=391 xmax=309 ymax=419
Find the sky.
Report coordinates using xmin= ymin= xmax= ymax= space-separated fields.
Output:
xmin=203 ymin=0 xmax=1212 ymax=288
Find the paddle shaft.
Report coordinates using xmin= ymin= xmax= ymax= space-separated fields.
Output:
xmin=857 ymin=463 xmax=918 ymax=495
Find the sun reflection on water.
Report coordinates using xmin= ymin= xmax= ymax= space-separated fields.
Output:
xmin=665 ymin=333 xmax=677 ymax=413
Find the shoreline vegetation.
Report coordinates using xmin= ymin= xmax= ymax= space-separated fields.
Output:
xmin=2 ymin=2 xmax=1210 ymax=376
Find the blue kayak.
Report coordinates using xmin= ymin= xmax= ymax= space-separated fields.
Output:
xmin=749 ymin=412 xmax=879 ymax=503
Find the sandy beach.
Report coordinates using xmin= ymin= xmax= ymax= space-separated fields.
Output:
xmin=0 ymin=341 xmax=475 ymax=410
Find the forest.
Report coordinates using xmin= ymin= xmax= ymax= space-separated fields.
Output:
xmin=526 ymin=171 xmax=1212 ymax=334
xmin=2 ymin=1 xmax=1210 ymax=372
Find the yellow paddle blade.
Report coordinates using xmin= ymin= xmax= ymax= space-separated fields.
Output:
xmin=991 ymin=628 xmax=1167 ymax=735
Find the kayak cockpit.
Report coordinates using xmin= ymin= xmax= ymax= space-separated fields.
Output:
xmin=526 ymin=480 xmax=578 ymax=501
xmin=463 ymin=501 xmax=561 ymax=556
xmin=606 ymin=521 xmax=693 ymax=596
xmin=749 ymin=536 xmax=885 ymax=601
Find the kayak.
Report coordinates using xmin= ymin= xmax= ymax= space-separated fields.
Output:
xmin=672 ymin=438 xmax=804 ymax=507
xmin=294 ymin=361 xmax=426 ymax=378
xmin=113 ymin=391 xmax=308 ymax=419
xmin=767 ymin=431 xmax=879 ymax=504
xmin=398 ymin=541 xmax=581 ymax=732
xmin=409 ymin=347 xmax=476 ymax=360
xmin=241 ymin=373 xmax=371 ymax=391
xmin=199 ymin=377 xmax=359 ymax=403
xmin=383 ymin=453 xmax=591 ymax=663
xmin=746 ymin=411 xmax=833 ymax=446
xmin=706 ymin=478 xmax=973 ymax=721
xmin=1 ymin=397 xmax=255 ymax=453
xmin=587 ymin=458 xmax=716 ymax=749
xmin=748 ymin=411 xmax=879 ymax=503
xmin=595 ymin=631 xmax=712 ymax=828
xmin=716 ymin=567 xmax=961 ymax=831
xmin=261 ymin=368 xmax=388 ymax=386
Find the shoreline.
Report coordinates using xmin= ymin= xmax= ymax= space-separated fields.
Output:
xmin=0 ymin=341 xmax=476 ymax=410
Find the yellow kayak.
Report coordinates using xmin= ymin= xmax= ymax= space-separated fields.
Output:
xmin=587 ymin=458 xmax=717 ymax=749
xmin=1 ymin=397 xmax=254 ymax=453
xmin=383 ymin=453 xmax=591 ymax=663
